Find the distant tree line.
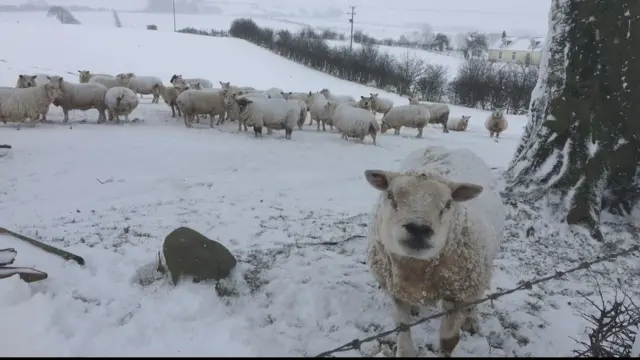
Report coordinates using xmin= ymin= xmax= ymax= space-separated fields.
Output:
xmin=177 ymin=18 xmax=538 ymax=113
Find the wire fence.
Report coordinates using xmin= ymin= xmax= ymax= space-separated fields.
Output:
xmin=315 ymin=244 xmax=640 ymax=357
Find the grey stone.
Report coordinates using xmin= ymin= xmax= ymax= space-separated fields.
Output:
xmin=162 ymin=226 xmax=237 ymax=286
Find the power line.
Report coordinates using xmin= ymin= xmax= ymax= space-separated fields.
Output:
xmin=347 ymin=5 xmax=356 ymax=52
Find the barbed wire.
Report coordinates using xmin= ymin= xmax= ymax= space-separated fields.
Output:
xmin=315 ymin=244 xmax=640 ymax=357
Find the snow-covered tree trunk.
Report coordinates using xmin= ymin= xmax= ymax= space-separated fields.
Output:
xmin=505 ymin=0 xmax=640 ymax=241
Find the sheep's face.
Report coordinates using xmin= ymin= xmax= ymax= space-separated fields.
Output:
xmin=492 ymin=109 xmax=504 ymax=118
xmin=170 ymin=74 xmax=183 ymax=85
xmin=461 ymin=115 xmax=471 ymax=126
xmin=359 ymin=96 xmax=371 ymax=110
xmin=116 ymin=74 xmax=131 ymax=87
xmin=364 ymin=170 xmax=483 ymax=260
xmin=44 ymin=84 xmax=63 ymax=101
xmin=319 ymin=88 xmax=329 ymax=98
xmin=220 ymin=81 xmax=231 ymax=89
xmin=322 ymin=101 xmax=338 ymax=119
xmin=235 ymin=97 xmax=252 ymax=114
xmin=78 ymin=70 xmax=91 ymax=83
xmin=17 ymin=75 xmax=37 ymax=88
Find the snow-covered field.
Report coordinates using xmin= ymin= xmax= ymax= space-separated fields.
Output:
xmin=0 ymin=18 xmax=638 ymax=357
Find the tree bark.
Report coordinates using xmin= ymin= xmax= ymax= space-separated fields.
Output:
xmin=505 ymin=0 xmax=640 ymax=241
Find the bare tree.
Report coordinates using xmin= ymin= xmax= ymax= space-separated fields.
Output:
xmin=395 ymin=51 xmax=425 ymax=95
xmin=112 ymin=10 xmax=122 ymax=28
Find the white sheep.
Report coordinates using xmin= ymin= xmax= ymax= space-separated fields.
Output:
xmin=234 ymin=97 xmax=298 ymax=139
xmin=104 ymin=86 xmax=139 ymax=123
xmin=0 ymin=83 xmax=62 ymax=127
xmin=408 ymin=97 xmax=420 ymax=105
xmin=287 ymin=99 xmax=307 ymax=130
xmin=305 ymin=91 xmax=330 ymax=130
xmin=485 ymin=109 xmax=508 ymax=138
xmin=49 ymin=76 xmax=109 ymax=123
xmin=447 ymin=115 xmax=471 ymax=132
xmin=222 ymin=90 xmax=271 ymax=131
xmin=158 ymin=83 xmax=189 ymax=118
xmin=15 ymin=74 xmax=58 ymax=121
xmin=116 ymin=73 xmax=163 ymax=103
xmin=319 ymin=88 xmax=356 ymax=105
xmin=219 ymin=81 xmax=255 ymax=92
xmin=170 ymin=74 xmax=213 ymax=89
xmin=355 ymin=96 xmax=373 ymax=111
xmin=364 ymin=145 xmax=505 ymax=357
xmin=176 ymin=89 xmax=227 ymax=128
xmin=78 ymin=70 xmax=113 ymax=83
xmin=369 ymin=93 xmax=394 ymax=116
xmin=323 ymin=101 xmax=380 ymax=145
xmin=281 ymin=91 xmax=308 ymax=102
xmin=380 ymin=105 xmax=432 ymax=138
xmin=89 ymin=75 xmax=129 ymax=90
xmin=425 ymin=103 xmax=451 ymax=133
xmin=264 ymin=88 xmax=284 ymax=99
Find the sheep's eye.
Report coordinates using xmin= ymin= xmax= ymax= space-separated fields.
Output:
xmin=444 ymin=200 xmax=452 ymax=210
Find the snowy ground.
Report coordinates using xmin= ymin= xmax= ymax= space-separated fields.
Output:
xmin=1 ymin=22 xmax=638 ymax=357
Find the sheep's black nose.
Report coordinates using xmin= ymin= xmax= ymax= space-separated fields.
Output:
xmin=402 ymin=223 xmax=434 ymax=250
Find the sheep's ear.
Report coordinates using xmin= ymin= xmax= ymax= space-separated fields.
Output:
xmin=361 ymin=96 xmax=365 ymax=99
xmin=18 ymin=74 xmax=25 ymax=79
xmin=449 ymin=182 xmax=483 ymax=202
xmin=364 ymin=170 xmax=398 ymax=191
xmin=308 ymin=91 xmax=312 ymax=95
xmin=58 ymin=77 xmax=64 ymax=85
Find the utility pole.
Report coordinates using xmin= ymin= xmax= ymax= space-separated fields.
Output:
xmin=172 ymin=0 xmax=176 ymax=32
xmin=348 ymin=6 xmax=356 ymax=52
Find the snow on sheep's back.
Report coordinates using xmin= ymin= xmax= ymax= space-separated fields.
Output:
xmin=0 ymin=22 xmax=406 ymax=102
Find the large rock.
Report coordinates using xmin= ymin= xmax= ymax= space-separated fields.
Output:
xmin=161 ymin=226 xmax=237 ymax=286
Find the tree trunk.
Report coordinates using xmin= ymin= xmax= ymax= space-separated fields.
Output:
xmin=505 ymin=0 xmax=640 ymax=241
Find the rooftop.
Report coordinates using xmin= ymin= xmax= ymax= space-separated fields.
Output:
xmin=490 ymin=36 xmax=544 ymax=52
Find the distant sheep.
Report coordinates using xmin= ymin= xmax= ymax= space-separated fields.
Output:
xmin=78 ymin=70 xmax=113 ymax=83
xmin=50 ymin=76 xmax=109 ymax=123
xmin=281 ymin=91 xmax=308 ymax=102
xmin=364 ymin=145 xmax=505 ymax=357
xmin=15 ymin=74 xmax=57 ymax=120
xmin=170 ymin=75 xmax=213 ymax=89
xmin=425 ymin=103 xmax=451 ymax=133
xmin=447 ymin=115 xmax=471 ymax=132
xmin=305 ymin=92 xmax=330 ymax=130
xmin=176 ymin=89 xmax=226 ymax=128
xmin=264 ymin=88 xmax=284 ymax=99
xmin=485 ymin=109 xmax=508 ymax=138
xmin=319 ymin=88 xmax=356 ymax=105
xmin=380 ymin=104 xmax=431 ymax=138
xmin=219 ymin=81 xmax=255 ymax=92
xmin=104 ymin=86 xmax=139 ymax=123
xmin=234 ymin=97 xmax=299 ymax=139
xmin=369 ymin=93 xmax=393 ymax=116
xmin=355 ymin=96 xmax=372 ymax=111
xmin=323 ymin=101 xmax=380 ymax=145
xmin=116 ymin=73 xmax=163 ymax=103
xmin=89 ymin=75 xmax=129 ymax=90
xmin=158 ymin=83 xmax=189 ymax=118
xmin=0 ymin=83 xmax=61 ymax=127
xmin=408 ymin=97 xmax=420 ymax=105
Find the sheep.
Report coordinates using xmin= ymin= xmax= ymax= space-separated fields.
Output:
xmin=170 ymin=75 xmax=213 ymax=89
xmin=234 ymin=97 xmax=298 ymax=139
xmin=485 ymin=109 xmax=508 ymax=138
xmin=305 ymin=91 xmax=331 ymax=130
xmin=369 ymin=93 xmax=394 ymax=116
xmin=158 ymin=83 xmax=190 ymax=118
xmin=287 ymin=99 xmax=307 ymax=130
xmin=78 ymin=70 xmax=113 ymax=83
xmin=89 ymin=75 xmax=129 ymax=90
xmin=0 ymin=83 xmax=62 ymax=127
xmin=322 ymin=101 xmax=380 ymax=145
xmin=447 ymin=115 xmax=471 ymax=132
xmin=116 ymin=73 xmax=163 ymax=103
xmin=364 ymin=145 xmax=505 ymax=357
xmin=104 ymin=86 xmax=139 ymax=123
xmin=281 ymin=91 xmax=308 ymax=102
xmin=408 ymin=97 xmax=420 ymax=105
xmin=176 ymin=89 xmax=227 ymax=128
xmin=380 ymin=105 xmax=432 ymax=138
xmin=355 ymin=96 xmax=373 ymax=111
xmin=319 ymin=88 xmax=356 ymax=105
xmin=222 ymin=90 xmax=271 ymax=131
xmin=15 ymin=74 xmax=58 ymax=121
xmin=49 ymin=76 xmax=109 ymax=123
xmin=219 ymin=81 xmax=255 ymax=92
xmin=264 ymin=88 xmax=284 ymax=99
xmin=425 ymin=103 xmax=451 ymax=133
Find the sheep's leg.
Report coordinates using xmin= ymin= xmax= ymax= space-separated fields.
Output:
xmin=392 ymin=298 xmax=417 ymax=357
xmin=176 ymin=105 xmax=182 ymax=118
xmin=489 ymin=131 xmax=494 ymax=138
xmin=442 ymin=122 xmax=449 ymax=133
xmin=316 ymin=118 xmax=321 ymax=131
xmin=124 ymin=114 xmax=130 ymax=123
xmin=267 ymin=128 xmax=273 ymax=135
xmin=184 ymin=114 xmax=191 ymax=128
xmin=439 ymin=300 xmax=468 ymax=357
xmin=62 ymin=108 xmax=70 ymax=123
xmin=461 ymin=306 xmax=479 ymax=335
xmin=308 ymin=112 xmax=313 ymax=126
xmin=170 ymin=104 xmax=176 ymax=118
xmin=254 ymin=126 xmax=262 ymax=138
xmin=394 ymin=128 xmax=401 ymax=136
xmin=417 ymin=128 xmax=423 ymax=139
xmin=210 ymin=113 xmax=216 ymax=128
xmin=495 ymin=131 xmax=501 ymax=139
xmin=285 ymin=127 xmax=292 ymax=140
xmin=238 ymin=118 xmax=243 ymax=132
xmin=321 ymin=121 xmax=326 ymax=132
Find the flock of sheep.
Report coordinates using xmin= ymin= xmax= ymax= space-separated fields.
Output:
xmin=2 ymin=70 xmax=512 ymax=357
xmin=2 ymin=71 xmax=509 ymax=144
